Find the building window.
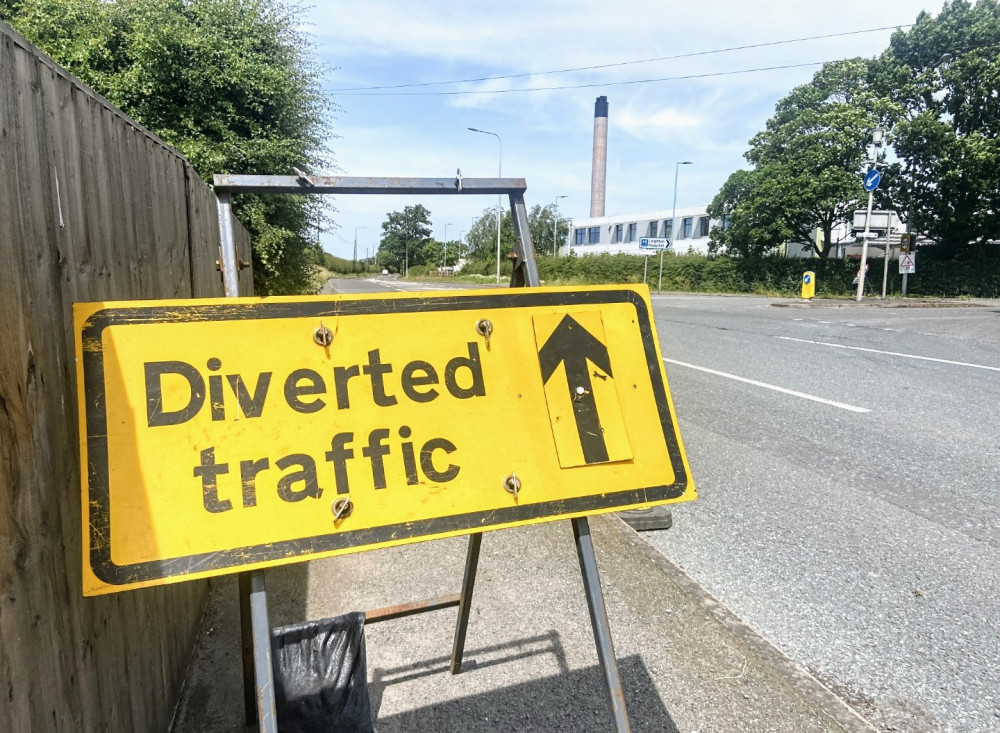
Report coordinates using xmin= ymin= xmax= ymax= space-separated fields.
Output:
xmin=662 ymin=219 xmax=672 ymax=239
xmin=698 ymin=216 xmax=710 ymax=237
xmin=682 ymin=217 xmax=693 ymax=238
xmin=588 ymin=226 xmax=600 ymax=244
xmin=626 ymin=223 xmax=637 ymax=242
xmin=575 ymin=228 xmax=585 ymax=245
xmin=612 ymin=224 xmax=623 ymax=243
xmin=646 ymin=221 xmax=658 ymax=237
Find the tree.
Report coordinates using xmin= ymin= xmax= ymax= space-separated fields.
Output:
xmin=528 ymin=204 xmax=571 ymax=256
xmin=465 ymin=207 xmax=516 ymax=262
xmin=872 ymin=0 xmax=1000 ymax=255
xmin=379 ymin=205 xmax=432 ymax=273
xmin=464 ymin=204 xmax=566 ymax=261
xmin=712 ymin=59 xmax=885 ymax=258
xmin=706 ymin=170 xmax=792 ymax=257
xmin=1 ymin=0 xmax=333 ymax=294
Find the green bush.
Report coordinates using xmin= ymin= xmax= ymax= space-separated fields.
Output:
xmin=457 ymin=247 xmax=1000 ymax=298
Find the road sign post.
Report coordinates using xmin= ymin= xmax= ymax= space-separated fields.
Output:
xmin=857 ymin=145 xmax=884 ymax=302
xmin=635 ymin=238 xmax=675 ymax=292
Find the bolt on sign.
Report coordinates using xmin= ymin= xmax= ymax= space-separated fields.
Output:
xmin=75 ymin=285 xmax=695 ymax=595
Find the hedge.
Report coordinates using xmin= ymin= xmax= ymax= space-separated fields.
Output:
xmin=456 ymin=247 xmax=1000 ymax=298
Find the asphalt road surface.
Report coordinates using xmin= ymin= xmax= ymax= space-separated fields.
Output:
xmin=645 ymin=294 xmax=1000 ymax=733
xmin=324 ymin=278 xmax=1000 ymax=732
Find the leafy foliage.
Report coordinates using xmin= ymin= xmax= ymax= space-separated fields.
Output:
xmin=378 ymin=205 xmax=432 ymax=273
xmin=872 ymin=0 xmax=1000 ymax=255
xmin=1 ymin=0 xmax=333 ymax=294
xmin=706 ymin=169 xmax=791 ymax=257
xmin=460 ymin=249 xmax=999 ymax=298
xmin=713 ymin=59 xmax=883 ymax=258
xmin=463 ymin=204 xmax=569 ymax=261
xmin=465 ymin=206 xmax=516 ymax=262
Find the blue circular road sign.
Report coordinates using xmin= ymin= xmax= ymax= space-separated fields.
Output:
xmin=864 ymin=169 xmax=881 ymax=192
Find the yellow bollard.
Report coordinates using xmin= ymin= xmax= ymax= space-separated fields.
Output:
xmin=801 ymin=271 xmax=815 ymax=300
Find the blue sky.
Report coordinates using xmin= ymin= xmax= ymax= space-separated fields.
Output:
xmin=304 ymin=0 xmax=944 ymax=260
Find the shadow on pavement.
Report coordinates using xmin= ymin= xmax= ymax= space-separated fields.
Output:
xmin=371 ymin=652 xmax=678 ymax=732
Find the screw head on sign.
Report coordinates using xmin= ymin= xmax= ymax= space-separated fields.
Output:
xmin=332 ymin=497 xmax=353 ymax=521
xmin=313 ymin=324 xmax=333 ymax=347
xmin=503 ymin=473 xmax=521 ymax=501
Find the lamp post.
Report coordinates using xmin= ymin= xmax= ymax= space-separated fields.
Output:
xmin=459 ymin=230 xmax=466 ymax=261
xmin=856 ymin=129 xmax=885 ymax=302
xmin=553 ymin=195 xmax=568 ymax=256
xmin=443 ymin=222 xmax=453 ymax=268
xmin=468 ymin=127 xmax=502 ymax=283
xmin=662 ymin=161 xmax=692 ymax=291
xmin=353 ymin=226 xmax=366 ymax=269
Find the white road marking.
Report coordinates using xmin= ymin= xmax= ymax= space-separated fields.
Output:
xmin=777 ymin=336 xmax=1000 ymax=372
xmin=663 ymin=358 xmax=871 ymax=413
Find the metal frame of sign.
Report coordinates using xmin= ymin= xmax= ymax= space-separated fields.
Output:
xmin=213 ymin=174 xmax=639 ymax=732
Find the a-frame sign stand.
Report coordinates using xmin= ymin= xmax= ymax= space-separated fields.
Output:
xmin=215 ymin=174 xmax=631 ymax=732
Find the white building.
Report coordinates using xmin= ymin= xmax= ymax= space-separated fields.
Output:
xmin=566 ymin=205 xmax=717 ymax=256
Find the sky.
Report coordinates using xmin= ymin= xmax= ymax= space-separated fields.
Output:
xmin=304 ymin=0 xmax=945 ymax=261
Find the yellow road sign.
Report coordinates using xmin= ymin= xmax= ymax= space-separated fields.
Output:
xmin=75 ymin=285 xmax=695 ymax=595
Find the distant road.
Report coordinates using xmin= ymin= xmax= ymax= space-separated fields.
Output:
xmin=324 ymin=278 xmax=1000 ymax=732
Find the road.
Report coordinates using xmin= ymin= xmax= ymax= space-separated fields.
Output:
xmin=323 ymin=277 xmax=1000 ymax=732
xmin=646 ymin=294 xmax=1000 ymax=733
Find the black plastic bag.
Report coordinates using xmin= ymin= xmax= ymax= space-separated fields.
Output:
xmin=270 ymin=612 xmax=374 ymax=733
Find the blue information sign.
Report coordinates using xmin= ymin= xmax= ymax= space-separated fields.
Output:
xmin=863 ymin=169 xmax=881 ymax=192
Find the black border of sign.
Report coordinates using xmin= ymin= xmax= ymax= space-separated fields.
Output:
xmin=81 ymin=288 xmax=688 ymax=586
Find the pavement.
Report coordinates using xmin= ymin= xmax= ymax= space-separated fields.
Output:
xmin=170 ymin=514 xmax=876 ymax=732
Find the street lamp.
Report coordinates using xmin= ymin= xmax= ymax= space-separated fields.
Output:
xmin=468 ymin=127 xmax=502 ymax=283
xmin=856 ymin=129 xmax=885 ymax=302
xmin=353 ymin=226 xmax=366 ymax=267
xmin=444 ymin=222 xmax=453 ymax=268
xmin=553 ymin=195 xmax=568 ymax=256
xmin=662 ymin=161 xmax=692 ymax=291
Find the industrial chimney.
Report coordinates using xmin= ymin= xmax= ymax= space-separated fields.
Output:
xmin=590 ymin=96 xmax=609 ymax=217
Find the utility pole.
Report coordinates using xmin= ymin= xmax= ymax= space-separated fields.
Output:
xmin=353 ymin=226 xmax=366 ymax=264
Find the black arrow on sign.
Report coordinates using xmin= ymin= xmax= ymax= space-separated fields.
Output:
xmin=538 ymin=314 xmax=613 ymax=464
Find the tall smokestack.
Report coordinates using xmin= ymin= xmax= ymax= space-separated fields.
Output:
xmin=590 ymin=96 xmax=609 ymax=217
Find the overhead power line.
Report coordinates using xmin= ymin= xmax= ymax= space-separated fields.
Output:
xmin=330 ymin=61 xmax=840 ymax=96
xmin=325 ymin=24 xmax=912 ymax=94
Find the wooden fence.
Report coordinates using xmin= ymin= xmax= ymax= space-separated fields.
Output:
xmin=0 ymin=21 xmax=252 ymax=732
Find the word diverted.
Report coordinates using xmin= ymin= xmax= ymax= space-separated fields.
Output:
xmin=145 ymin=345 xmax=485 ymax=512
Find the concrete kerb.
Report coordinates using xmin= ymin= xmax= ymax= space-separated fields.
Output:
xmin=774 ymin=297 xmax=996 ymax=309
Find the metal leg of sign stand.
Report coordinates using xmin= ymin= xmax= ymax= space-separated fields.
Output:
xmin=572 ymin=517 xmax=632 ymax=733
xmin=239 ymin=572 xmax=258 ymax=726
xmin=450 ymin=532 xmax=483 ymax=674
xmin=238 ymin=570 xmax=278 ymax=733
